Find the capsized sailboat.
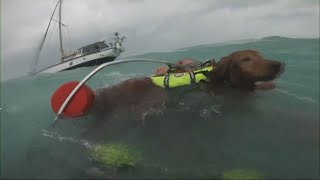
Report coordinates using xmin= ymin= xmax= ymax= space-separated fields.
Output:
xmin=35 ymin=0 xmax=125 ymax=74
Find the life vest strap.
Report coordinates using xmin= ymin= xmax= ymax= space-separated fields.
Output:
xmin=188 ymin=72 xmax=196 ymax=85
xmin=164 ymin=74 xmax=170 ymax=89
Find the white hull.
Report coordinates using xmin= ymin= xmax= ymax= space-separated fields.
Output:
xmin=38 ymin=48 xmax=121 ymax=73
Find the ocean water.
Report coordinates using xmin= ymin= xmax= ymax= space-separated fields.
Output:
xmin=1 ymin=37 xmax=319 ymax=179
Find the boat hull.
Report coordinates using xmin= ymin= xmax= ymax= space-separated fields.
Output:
xmin=38 ymin=49 xmax=121 ymax=73
xmin=63 ymin=56 xmax=116 ymax=71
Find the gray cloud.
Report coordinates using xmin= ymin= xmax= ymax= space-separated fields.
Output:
xmin=1 ymin=0 xmax=319 ymax=80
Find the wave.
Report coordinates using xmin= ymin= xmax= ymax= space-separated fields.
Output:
xmin=277 ymin=79 xmax=307 ymax=88
xmin=276 ymin=88 xmax=317 ymax=104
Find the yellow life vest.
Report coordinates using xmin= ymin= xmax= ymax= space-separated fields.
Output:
xmin=151 ymin=66 xmax=214 ymax=88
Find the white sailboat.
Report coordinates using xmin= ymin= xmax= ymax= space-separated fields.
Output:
xmin=35 ymin=0 xmax=125 ymax=74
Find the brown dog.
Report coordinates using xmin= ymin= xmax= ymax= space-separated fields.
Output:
xmin=209 ymin=50 xmax=284 ymax=90
xmin=86 ymin=50 xmax=284 ymax=134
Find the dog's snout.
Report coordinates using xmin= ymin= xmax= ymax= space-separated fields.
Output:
xmin=271 ymin=62 xmax=281 ymax=69
xmin=269 ymin=61 xmax=285 ymax=77
xmin=269 ymin=61 xmax=284 ymax=73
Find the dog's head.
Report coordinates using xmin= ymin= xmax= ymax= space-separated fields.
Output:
xmin=209 ymin=50 xmax=285 ymax=90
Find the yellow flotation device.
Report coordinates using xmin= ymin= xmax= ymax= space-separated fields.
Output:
xmin=151 ymin=66 xmax=214 ymax=88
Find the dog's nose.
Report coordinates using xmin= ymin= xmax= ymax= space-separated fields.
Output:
xmin=270 ymin=61 xmax=285 ymax=75
xmin=271 ymin=62 xmax=282 ymax=71
xmin=272 ymin=62 xmax=281 ymax=69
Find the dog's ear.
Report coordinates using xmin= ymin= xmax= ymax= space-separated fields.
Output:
xmin=209 ymin=55 xmax=233 ymax=83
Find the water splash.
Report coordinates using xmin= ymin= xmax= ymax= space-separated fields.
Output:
xmin=41 ymin=129 xmax=91 ymax=148
xmin=199 ymin=105 xmax=222 ymax=119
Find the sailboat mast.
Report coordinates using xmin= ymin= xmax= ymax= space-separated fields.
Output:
xmin=30 ymin=0 xmax=60 ymax=74
xmin=59 ymin=0 xmax=64 ymax=61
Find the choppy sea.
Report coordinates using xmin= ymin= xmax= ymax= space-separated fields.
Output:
xmin=1 ymin=36 xmax=319 ymax=179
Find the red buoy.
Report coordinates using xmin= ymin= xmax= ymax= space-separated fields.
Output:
xmin=51 ymin=81 xmax=95 ymax=118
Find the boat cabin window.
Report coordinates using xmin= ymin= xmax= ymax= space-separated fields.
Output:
xmin=100 ymin=42 xmax=108 ymax=49
xmin=77 ymin=41 xmax=113 ymax=56
xmin=76 ymin=49 xmax=82 ymax=55
xmin=81 ymin=42 xmax=105 ymax=55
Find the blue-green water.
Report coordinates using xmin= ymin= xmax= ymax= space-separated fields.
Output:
xmin=1 ymin=37 xmax=319 ymax=179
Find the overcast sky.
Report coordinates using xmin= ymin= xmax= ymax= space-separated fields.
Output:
xmin=1 ymin=0 xmax=319 ymax=80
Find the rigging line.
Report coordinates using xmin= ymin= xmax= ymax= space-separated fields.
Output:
xmin=67 ymin=26 xmax=72 ymax=50
xmin=59 ymin=0 xmax=64 ymax=59
xmin=63 ymin=25 xmax=70 ymax=52
xmin=51 ymin=18 xmax=67 ymax=26
xmin=30 ymin=0 xmax=60 ymax=74
xmin=47 ymin=19 xmax=57 ymax=46
xmin=61 ymin=28 xmax=69 ymax=54
xmin=39 ymin=18 xmax=57 ymax=65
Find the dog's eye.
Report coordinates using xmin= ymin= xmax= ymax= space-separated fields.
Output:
xmin=241 ymin=58 xmax=250 ymax=62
